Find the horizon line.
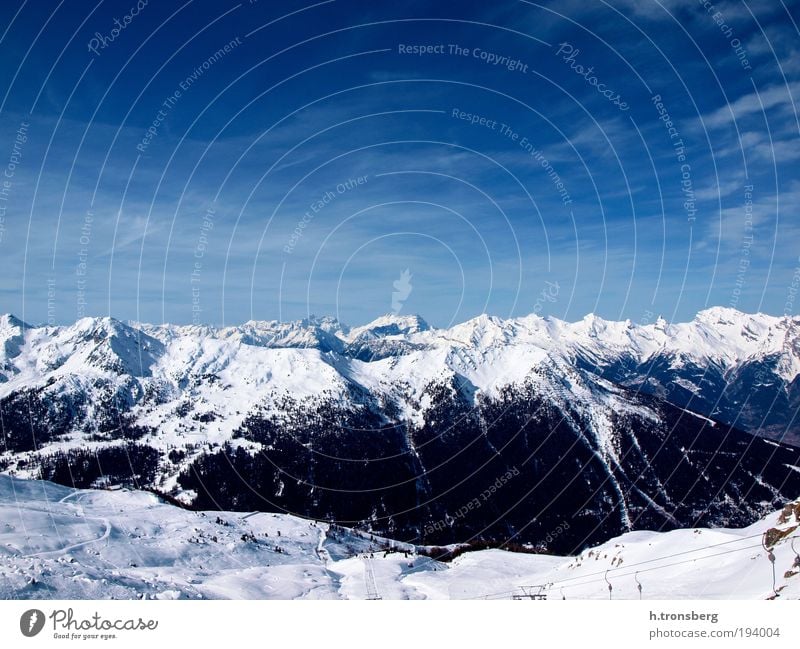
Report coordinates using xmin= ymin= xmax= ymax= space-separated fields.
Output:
xmin=3 ymin=305 xmax=799 ymax=332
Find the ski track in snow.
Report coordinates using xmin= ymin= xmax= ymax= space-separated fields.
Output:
xmin=25 ymin=513 xmax=110 ymax=558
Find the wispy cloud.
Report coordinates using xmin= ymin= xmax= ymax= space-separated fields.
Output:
xmin=700 ymin=82 xmax=800 ymax=129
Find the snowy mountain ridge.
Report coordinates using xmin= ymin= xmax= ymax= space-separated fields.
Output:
xmin=5 ymin=304 xmax=799 ymax=365
xmin=3 ymin=306 xmax=800 ymax=396
xmin=2 ymin=306 xmax=799 ymax=441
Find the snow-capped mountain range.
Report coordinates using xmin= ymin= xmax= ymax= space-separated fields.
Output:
xmin=3 ymin=306 xmax=799 ymax=435
xmin=1 ymin=307 xmax=800 ymax=552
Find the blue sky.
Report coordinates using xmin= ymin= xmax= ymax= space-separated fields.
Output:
xmin=0 ymin=0 xmax=798 ymax=327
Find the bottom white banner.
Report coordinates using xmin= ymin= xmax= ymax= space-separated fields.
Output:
xmin=0 ymin=600 xmax=795 ymax=648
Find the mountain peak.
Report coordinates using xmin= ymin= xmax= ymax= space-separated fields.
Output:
xmin=695 ymin=306 xmax=763 ymax=324
xmin=0 ymin=314 xmax=31 ymax=331
xmin=72 ymin=315 xmax=138 ymax=339
xmin=351 ymin=313 xmax=430 ymax=338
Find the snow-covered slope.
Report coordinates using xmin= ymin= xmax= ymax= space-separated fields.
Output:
xmin=403 ymin=496 xmax=800 ymax=600
xmin=1 ymin=475 xmax=797 ymax=600
xmin=1 ymin=308 xmax=800 ymax=551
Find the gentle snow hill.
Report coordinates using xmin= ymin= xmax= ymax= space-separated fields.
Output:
xmin=0 ymin=474 xmax=414 ymax=600
xmin=1 ymin=476 xmax=798 ymax=600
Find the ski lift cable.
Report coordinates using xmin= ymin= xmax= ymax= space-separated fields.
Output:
xmin=555 ymin=535 xmax=797 ymax=594
xmin=470 ymin=541 xmax=766 ymax=600
xmin=533 ymin=529 xmax=797 ymax=589
xmin=464 ymin=532 xmax=797 ymax=600
xmin=470 ymin=532 xmax=798 ymax=599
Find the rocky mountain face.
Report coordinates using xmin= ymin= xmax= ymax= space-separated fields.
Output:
xmin=1 ymin=308 xmax=799 ymax=553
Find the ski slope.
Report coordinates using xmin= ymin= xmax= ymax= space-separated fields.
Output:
xmin=1 ymin=475 xmax=797 ymax=600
